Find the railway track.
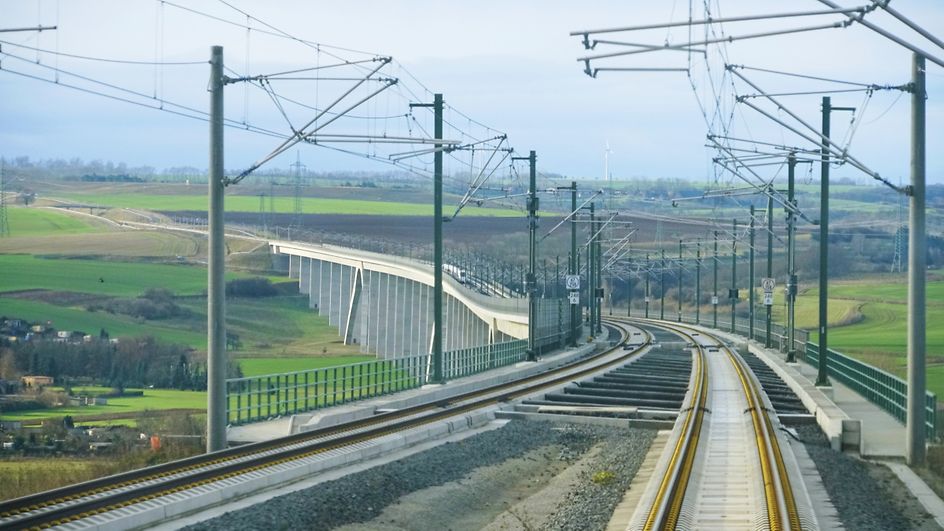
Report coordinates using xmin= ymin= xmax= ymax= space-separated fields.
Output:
xmin=618 ymin=319 xmax=813 ymax=531
xmin=0 ymin=319 xmax=816 ymax=530
xmin=0 ymin=323 xmax=646 ymax=530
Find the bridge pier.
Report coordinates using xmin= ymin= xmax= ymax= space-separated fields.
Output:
xmin=308 ymin=259 xmax=319 ymax=309
xmin=299 ymin=258 xmax=311 ymax=295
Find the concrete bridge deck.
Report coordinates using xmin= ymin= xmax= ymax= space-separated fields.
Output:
xmin=272 ymin=241 xmax=530 ymax=359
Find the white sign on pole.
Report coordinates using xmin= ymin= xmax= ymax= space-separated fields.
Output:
xmin=711 ymin=295 xmax=719 ymax=305
xmin=644 ymin=296 xmax=651 ymax=303
xmin=565 ymin=275 xmax=581 ymax=290
xmin=761 ymin=277 xmax=776 ymax=293
xmin=568 ymin=291 xmax=580 ymax=305
xmin=764 ymin=292 xmax=774 ymax=306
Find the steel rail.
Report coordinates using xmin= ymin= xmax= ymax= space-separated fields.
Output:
xmin=0 ymin=323 xmax=645 ymax=530
xmin=631 ymin=321 xmax=707 ymax=531
xmin=727 ymin=344 xmax=802 ymax=530
xmin=615 ymin=318 xmax=802 ymax=530
xmin=726 ymin=344 xmax=786 ymax=529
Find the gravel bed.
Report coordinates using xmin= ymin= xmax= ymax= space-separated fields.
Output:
xmin=797 ymin=425 xmax=939 ymax=531
xmin=541 ymin=428 xmax=654 ymax=530
xmin=185 ymin=421 xmax=655 ymax=531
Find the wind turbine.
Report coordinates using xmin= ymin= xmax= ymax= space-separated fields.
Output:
xmin=604 ymin=140 xmax=612 ymax=182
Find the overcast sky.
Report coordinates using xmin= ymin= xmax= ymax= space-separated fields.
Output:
xmin=0 ymin=0 xmax=941 ymax=185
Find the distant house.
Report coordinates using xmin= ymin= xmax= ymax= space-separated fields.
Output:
xmin=70 ymin=396 xmax=107 ymax=407
xmin=0 ymin=420 xmax=22 ymax=431
xmin=21 ymin=375 xmax=54 ymax=387
xmin=0 ymin=379 xmax=18 ymax=394
xmin=0 ymin=319 xmax=28 ymax=339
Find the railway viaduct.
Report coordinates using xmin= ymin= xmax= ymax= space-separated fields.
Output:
xmin=273 ymin=240 xmax=530 ymax=359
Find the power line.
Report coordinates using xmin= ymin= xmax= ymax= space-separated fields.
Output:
xmin=0 ymin=50 xmax=286 ymax=139
xmin=0 ymin=39 xmax=206 ymax=65
xmin=2 ymin=2 xmax=516 ymax=217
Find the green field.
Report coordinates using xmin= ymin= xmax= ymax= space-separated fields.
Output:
xmin=6 ymin=207 xmax=100 ymax=237
xmin=0 ymin=298 xmax=206 ymax=346
xmin=778 ymin=276 xmax=944 ymax=396
xmin=0 ymin=255 xmax=228 ymax=296
xmin=1 ymin=293 xmax=363 ymax=356
xmin=219 ymin=296 xmax=362 ymax=357
xmin=0 ymin=388 xmax=207 ymax=422
xmin=236 ymin=356 xmax=375 ymax=377
xmin=827 ymin=279 xmax=944 ymax=305
xmin=59 ymin=193 xmax=524 ymax=217
xmin=770 ymin=293 xmax=862 ymax=330
xmin=0 ymin=230 xmax=203 ymax=258
xmin=0 ymin=255 xmax=364 ymax=356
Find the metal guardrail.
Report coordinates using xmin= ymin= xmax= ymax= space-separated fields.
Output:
xmin=805 ymin=342 xmax=937 ymax=440
xmin=673 ymin=311 xmax=937 ymax=438
xmin=226 ymin=356 xmax=425 ymax=425
xmin=443 ymin=339 xmax=527 ymax=379
xmin=534 ymin=297 xmax=576 ymax=353
xmin=226 ymin=338 xmax=528 ymax=425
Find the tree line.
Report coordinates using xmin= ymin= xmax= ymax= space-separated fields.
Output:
xmin=0 ymin=337 xmax=242 ymax=391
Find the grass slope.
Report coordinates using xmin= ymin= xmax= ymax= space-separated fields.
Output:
xmin=0 ymin=257 xmax=362 ymax=356
xmin=0 ymin=294 xmax=366 ymax=357
xmin=6 ymin=206 xmax=99 ymax=237
xmin=0 ymin=255 xmax=224 ymax=296
xmin=0 ymin=230 xmax=202 ymax=258
xmin=0 ymin=298 xmax=206 ymax=345
xmin=182 ymin=296 xmax=365 ymax=357
xmin=781 ymin=276 xmax=944 ymax=396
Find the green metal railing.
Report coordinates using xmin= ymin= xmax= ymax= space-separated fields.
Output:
xmin=227 ymin=338 xmax=529 ymax=425
xmin=443 ymin=339 xmax=527 ymax=379
xmin=226 ymin=356 xmax=426 ymax=425
xmin=534 ymin=298 xmax=575 ymax=353
xmin=805 ymin=342 xmax=936 ymax=439
xmin=674 ymin=312 xmax=937 ymax=438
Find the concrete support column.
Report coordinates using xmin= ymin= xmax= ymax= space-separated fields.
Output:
xmin=359 ymin=269 xmax=372 ymax=353
xmin=299 ymin=258 xmax=310 ymax=294
xmin=383 ymin=273 xmax=393 ymax=358
xmin=344 ymin=267 xmax=362 ymax=346
xmin=338 ymin=265 xmax=352 ymax=336
xmin=410 ymin=280 xmax=419 ymax=355
xmin=392 ymin=276 xmax=403 ymax=358
xmin=370 ymin=270 xmax=383 ymax=355
xmin=421 ymin=284 xmax=432 ymax=355
xmin=308 ymin=259 xmax=320 ymax=309
xmin=318 ymin=260 xmax=329 ymax=313
xmin=326 ymin=263 xmax=337 ymax=327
